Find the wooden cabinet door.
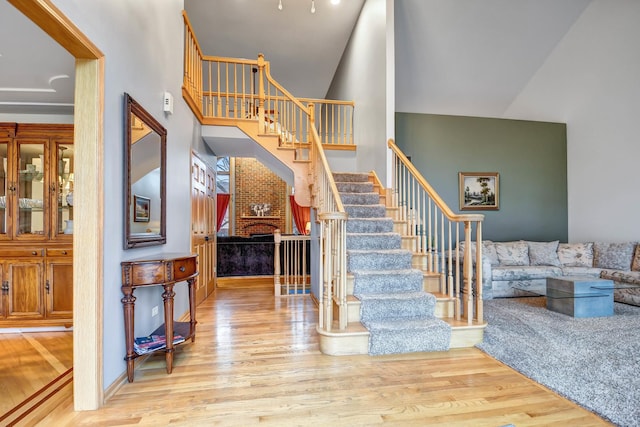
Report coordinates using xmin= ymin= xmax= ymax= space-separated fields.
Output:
xmin=45 ymin=257 xmax=73 ymax=319
xmin=4 ymin=259 xmax=44 ymax=320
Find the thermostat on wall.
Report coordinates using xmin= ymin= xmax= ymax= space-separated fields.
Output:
xmin=163 ymin=92 xmax=174 ymax=114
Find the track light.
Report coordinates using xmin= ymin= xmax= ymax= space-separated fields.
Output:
xmin=278 ymin=0 xmax=283 ymax=11
xmin=311 ymin=0 xmax=316 ymax=13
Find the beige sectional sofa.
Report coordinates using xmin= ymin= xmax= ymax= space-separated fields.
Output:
xmin=461 ymin=240 xmax=640 ymax=306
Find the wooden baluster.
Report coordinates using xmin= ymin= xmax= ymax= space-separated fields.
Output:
xmin=274 ymin=229 xmax=281 ymax=296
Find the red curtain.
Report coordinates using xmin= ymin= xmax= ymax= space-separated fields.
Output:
xmin=290 ymin=195 xmax=311 ymax=235
xmin=216 ymin=193 xmax=230 ymax=231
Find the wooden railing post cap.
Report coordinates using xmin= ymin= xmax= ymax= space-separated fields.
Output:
xmin=274 ymin=229 xmax=282 ymax=243
xmin=257 ymin=53 xmax=265 ymax=64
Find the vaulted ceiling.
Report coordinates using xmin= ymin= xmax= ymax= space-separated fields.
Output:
xmin=1 ymin=0 xmax=593 ymax=119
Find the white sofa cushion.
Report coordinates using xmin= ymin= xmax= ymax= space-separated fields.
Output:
xmin=560 ymin=266 xmax=601 ymax=277
xmin=457 ymin=240 xmax=499 ymax=266
xmin=558 ymin=243 xmax=594 ymax=267
xmin=495 ymin=241 xmax=529 ymax=266
xmin=492 ymin=265 xmax=562 ymax=281
xmin=528 ymin=240 xmax=561 ymax=266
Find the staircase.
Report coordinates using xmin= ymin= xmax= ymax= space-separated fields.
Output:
xmin=181 ymin=18 xmax=486 ymax=357
xmin=337 ymin=172 xmax=451 ymax=355
xmin=317 ymin=172 xmax=487 ymax=356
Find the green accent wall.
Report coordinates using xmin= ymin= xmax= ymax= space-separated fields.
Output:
xmin=395 ymin=113 xmax=568 ymax=242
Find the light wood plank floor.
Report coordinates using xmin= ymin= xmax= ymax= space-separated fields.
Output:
xmin=29 ymin=288 xmax=612 ymax=426
xmin=0 ymin=330 xmax=73 ymax=415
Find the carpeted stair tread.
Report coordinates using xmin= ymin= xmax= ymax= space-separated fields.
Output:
xmin=336 ymin=170 xmax=450 ymax=356
xmin=346 ymin=232 xmax=401 ymax=250
xmin=333 ymin=172 xmax=370 ymax=183
xmin=346 ymin=218 xmax=394 ymax=233
xmin=336 ymin=182 xmax=374 ymax=194
xmin=340 ymin=192 xmax=380 ymax=205
xmin=345 ymin=204 xmax=387 ymax=218
xmin=364 ymin=317 xmax=451 ymax=355
xmin=358 ymin=292 xmax=437 ymax=321
xmin=352 ymin=269 xmax=424 ymax=294
xmin=347 ymin=249 xmax=413 ymax=271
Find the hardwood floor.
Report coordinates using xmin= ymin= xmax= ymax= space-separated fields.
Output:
xmin=0 ymin=330 xmax=73 ymax=415
xmin=15 ymin=288 xmax=613 ymax=426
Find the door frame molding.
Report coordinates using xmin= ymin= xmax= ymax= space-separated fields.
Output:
xmin=9 ymin=0 xmax=105 ymax=410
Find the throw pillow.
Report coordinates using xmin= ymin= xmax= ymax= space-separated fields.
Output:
xmin=495 ymin=241 xmax=529 ymax=266
xmin=594 ymin=242 xmax=635 ymax=271
xmin=528 ymin=241 xmax=561 ymax=266
xmin=632 ymin=245 xmax=640 ymax=272
xmin=557 ymin=243 xmax=594 ymax=267
xmin=457 ymin=240 xmax=499 ymax=266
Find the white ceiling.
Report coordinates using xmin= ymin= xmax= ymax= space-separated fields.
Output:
xmin=394 ymin=0 xmax=593 ymax=118
xmin=0 ymin=0 xmax=75 ymax=115
xmin=184 ymin=0 xmax=366 ymax=99
xmin=0 ymin=0 xmax=593 ymax=120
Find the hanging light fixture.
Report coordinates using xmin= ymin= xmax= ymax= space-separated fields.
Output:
xmin=310 ymin=0 xmax=316 ymax=13
xmin=278 ymin=0 xmax=283 ymax=11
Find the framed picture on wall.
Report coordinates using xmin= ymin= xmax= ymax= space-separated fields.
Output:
xmin=134 ymin=195 xmax=151 ymax=222
xmin=459 ymin=172 xmax=499 ymax=211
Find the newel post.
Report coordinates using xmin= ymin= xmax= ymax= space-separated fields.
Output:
xmin=274 ymin=229 xmax=282 ymax=296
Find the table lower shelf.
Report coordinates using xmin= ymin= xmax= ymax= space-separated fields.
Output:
xmin=133 ymin=321 xmax=193 ymax=356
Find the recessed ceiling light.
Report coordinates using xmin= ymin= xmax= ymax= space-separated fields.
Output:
xmin=331 ymin=0 xmax=340 ymax=5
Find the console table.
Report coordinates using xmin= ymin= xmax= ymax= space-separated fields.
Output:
xmin=121 ymin=253 xmax=198 ymax=382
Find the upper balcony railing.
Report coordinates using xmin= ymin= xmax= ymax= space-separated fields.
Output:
xmin=182 ymin=12 xmax=354 ymax=151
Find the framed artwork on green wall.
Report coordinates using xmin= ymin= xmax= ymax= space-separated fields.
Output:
xmin=459 ymin=172 xmax=499 ymax=211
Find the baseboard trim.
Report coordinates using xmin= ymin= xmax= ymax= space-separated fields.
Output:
xmin=217 ymin=276 xmax=273 ymax=289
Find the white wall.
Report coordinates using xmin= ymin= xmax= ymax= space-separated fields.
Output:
xmin=325 ymin=0 xmax=389 ymax=181
xmin=504 ymin=0 xmax=640 ymax=242
xmin=52 ymin=0 xmax=197 ymax=389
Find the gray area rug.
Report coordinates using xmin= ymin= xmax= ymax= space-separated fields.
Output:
xmin=477 ymin=297 xmax=640 ymax=427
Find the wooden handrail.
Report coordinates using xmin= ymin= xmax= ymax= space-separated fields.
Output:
xmin=388 ymin=139 xmax=484 ymax=223
xmin=388 ymin=138 xmax=484 ymax=324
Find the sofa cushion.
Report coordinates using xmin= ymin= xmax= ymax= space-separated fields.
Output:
xmin=495 ymin=241 xmax=529 ymax=266
xmin=593 ymin=242 xmax=635 ymax=271
xmin=492 ymin=265 xmax=561 ymax=281
xmin=560 ymin=266 xmax=602 ymax=277
xmin=600 ymin=269 xmax=640 ymax=286
xmin=557 ymin=243 xmax=594 ymax=267
xmin=528 ymin=240 xmax=561 ymax=267
xmin=613 ymin=288 xmax=640 ymax=307
xmin=632 ymin=245 xmax=640 ymax=272
xmin=457 ymin=240 xmax=499 ymax=266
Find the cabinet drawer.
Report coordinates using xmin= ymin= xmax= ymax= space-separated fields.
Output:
xmin=0 ymin=248 xmax=44 ymax=257
xmin=173 ymin=257 xmax=197 ymax=280
xmin=46 ymin=248 xmax=73 ymax=257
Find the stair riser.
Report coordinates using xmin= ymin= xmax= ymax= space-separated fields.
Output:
xmin=333 ymin=173 xmax=370 ymax=183
xmin=336 ymin=182 xmax=374 ymax=193
xmin=394 ymin=221 xmax=408 ymax=234
xmin=345 ymin=205 xmax=387 ymax=218
xmin=347 ymin=234 xmax=401 ymax=250
xmin=348 ymin=252 xmax=413 ymax=271
xmin=401 ymin=236 xmax=417 ymax=252
xmin=346 ymin=219 xmax=394 ymax=233
xmin=347 ymin=298 xmax=454 ymax=322
xmin=340 ymin=193 xmax=380 ymax=205
xmin=367 ymin=324 xmax=451 ymax=355
xmin=360 ymin=299 xmax=436 ymax=322
xmin=353 ymin=274 xmax=423 ymax=295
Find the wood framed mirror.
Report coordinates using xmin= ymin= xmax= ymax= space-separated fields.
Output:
xmin=124 ymin=93 xmax=167 ymax=248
